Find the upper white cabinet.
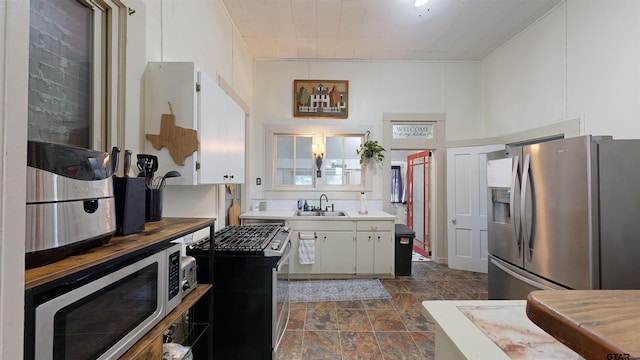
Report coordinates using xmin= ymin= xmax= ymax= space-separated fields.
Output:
xmin=145 ymin=62 xmax=245 ymax=185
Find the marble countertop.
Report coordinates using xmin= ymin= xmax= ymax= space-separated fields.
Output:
xmin=423 ymin=300 xmax=583 ymax=359
xmin=240 ymin=210 xmax=395 ymax=220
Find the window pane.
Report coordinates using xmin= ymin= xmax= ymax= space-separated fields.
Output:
xmin=29 ymin=0 xmax=92 ymax=148
xmin=295 ymin=137 xmax=313 ymax=185
xmin=325 ymin=135 xmax=362 ymax=185
xmin=275 ymin=135 xmax=313 ymax=186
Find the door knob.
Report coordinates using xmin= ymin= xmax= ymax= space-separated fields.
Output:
xmin=449 ymin=218 xmax=457 ymax=224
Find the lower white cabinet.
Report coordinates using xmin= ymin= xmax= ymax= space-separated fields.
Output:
xmin=318 ymin=231 xmax=356 ymax=274
xmin=289 ymin=220 xmax=356 ymax=275
xmin=289 ymin=219 xmax=395 ymax=277
xmin=356 ymin=221 xmax=395 ymax=276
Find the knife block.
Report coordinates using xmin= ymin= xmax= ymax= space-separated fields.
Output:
xmin=113 ymin=177 xmax=146 ymax=235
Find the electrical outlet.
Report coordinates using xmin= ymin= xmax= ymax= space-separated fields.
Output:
xmin=256 ymin=177 xmax=262 ymax=185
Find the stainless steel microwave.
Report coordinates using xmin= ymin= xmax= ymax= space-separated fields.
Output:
xmin=32 ymin=243 xmax=182 ymax=360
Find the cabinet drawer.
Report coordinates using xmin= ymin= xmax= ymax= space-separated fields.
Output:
xmin=356 ymin=221 xmax=394 ymax=232
xmin=289 ymin=220 xmax=356 ymax=231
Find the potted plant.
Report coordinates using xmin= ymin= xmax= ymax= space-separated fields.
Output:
xmin=357 ymin=133 xmax=385 ymax=165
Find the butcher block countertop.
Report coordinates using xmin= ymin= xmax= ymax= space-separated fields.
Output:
xmin=526 ymin=290 xmax=640 ymax=359
xmin=25 ymin=217 xmax=215 ymax=290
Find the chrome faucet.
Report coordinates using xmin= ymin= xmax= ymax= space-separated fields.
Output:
xmin=319 ymin=194 xmax=328 ymax=212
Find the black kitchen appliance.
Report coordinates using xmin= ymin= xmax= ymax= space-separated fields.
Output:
xmin=187 ymin=224 xmax=291 ymax=359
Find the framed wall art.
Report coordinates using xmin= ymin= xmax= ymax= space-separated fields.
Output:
xmin=293 ymin=80 xmax=348 ymax=119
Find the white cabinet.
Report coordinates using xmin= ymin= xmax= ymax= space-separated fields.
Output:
xmin=145 ymin=62 xmax=245 ymax=185
xmin=356 ymin=221 xmax=395 ymax=276
xmin=288 ymin=220 xmax=356 ymax=275
xmin=355 ymin=232 xmax=374 ymax=274
xmin=317 ymin=231 xmax=356 ymax=274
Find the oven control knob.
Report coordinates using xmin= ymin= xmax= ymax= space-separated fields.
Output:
xmin=271 ymin=240 xmax=280 ymax=249
xmin=283 ymin=226 xmax=290 ymax=232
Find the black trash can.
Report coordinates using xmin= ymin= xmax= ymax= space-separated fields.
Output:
xmin=395 ymin=224 xmax=415 ymax=276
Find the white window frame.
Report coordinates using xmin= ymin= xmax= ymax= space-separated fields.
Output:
xmin=265 ymin=124 xmax=371 ymax=198
xmin=83 ymin=0 xmax=126 ymax=151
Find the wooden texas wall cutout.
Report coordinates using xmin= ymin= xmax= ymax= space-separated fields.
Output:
xmin=146 ymin=112 xmax=199 ymax=166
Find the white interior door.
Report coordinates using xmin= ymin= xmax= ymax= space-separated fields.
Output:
xmin=447 ymin=145 xmax=504 ymax=272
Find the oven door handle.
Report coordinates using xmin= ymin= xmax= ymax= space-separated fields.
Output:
xmin=276 ymin=242 xmax=291 ymax=271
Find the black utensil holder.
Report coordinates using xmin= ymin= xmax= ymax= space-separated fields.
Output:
xmin=145 ymin=188 xmax=163 ymax=222
xmin=113 ymin=177 xmax=146 ymax=235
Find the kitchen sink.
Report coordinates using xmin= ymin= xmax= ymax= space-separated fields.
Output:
xmin=321 ymin=211 xmax=346 ymax=216
xmin=295 ymin=211 xmax=322 ymax=216
xmin=295 ymin=210 xmax=346 ymax=217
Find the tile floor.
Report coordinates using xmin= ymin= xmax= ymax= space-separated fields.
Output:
xmin=278 ymin=259 xmax=489 ymax=359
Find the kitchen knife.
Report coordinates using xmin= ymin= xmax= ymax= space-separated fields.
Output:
xmin=110 ymin=146 xmax=120 ymax=176
xmin=123 ymin=150 xmax=132 ymax=177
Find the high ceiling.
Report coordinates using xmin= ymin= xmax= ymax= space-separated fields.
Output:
xmin=222 ymin=0 xmax=562 ymax=61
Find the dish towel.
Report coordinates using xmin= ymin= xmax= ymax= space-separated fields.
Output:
xmin=298 ymin=233 xmax=316 ymax=265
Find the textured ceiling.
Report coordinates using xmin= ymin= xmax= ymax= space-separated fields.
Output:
xmin=222 ymin=0 xmax=562 ymax=61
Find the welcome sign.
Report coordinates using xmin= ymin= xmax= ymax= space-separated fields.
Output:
xmin=392 ymin=124 xmax=434 ymax=139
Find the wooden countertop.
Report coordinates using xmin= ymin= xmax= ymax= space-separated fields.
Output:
xmin=526 ymin=290 xmax=640 ymax=359
xmin=25 ymin=217 xmax=215 ymax=290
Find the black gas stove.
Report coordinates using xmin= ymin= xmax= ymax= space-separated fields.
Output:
xmin=187 ymin=224 xmax=292 ymax=359
xmin=187 ymin=224 xmax=290 ymax=256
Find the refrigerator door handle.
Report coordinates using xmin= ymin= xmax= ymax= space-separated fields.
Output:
xmin=510 ymin=155 xmax=521 ymax=254
xmin=521 ymin=153 xmax=534 ymax=261
xmin=491 ymin=258 xmax=561 ymax=291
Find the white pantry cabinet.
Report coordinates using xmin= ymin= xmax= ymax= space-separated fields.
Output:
xmin=145 ymin=62 xmax=245 ymax=185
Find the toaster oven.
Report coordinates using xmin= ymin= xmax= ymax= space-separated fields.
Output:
xmin=181 ymin=256 xmax=197 ymax=297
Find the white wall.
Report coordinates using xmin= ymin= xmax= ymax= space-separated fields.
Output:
xmin=141 ymin=0 xmax=254 ymax=223
xmin=0 ymin=1 xmax=29 ymax=358
xmin=249 ymin=59 xmax=483 ymax=205
xmin=566 ymin=0 xmax=640 ymax=137
xmin=481 ymin=0 xmax=640 ymax=139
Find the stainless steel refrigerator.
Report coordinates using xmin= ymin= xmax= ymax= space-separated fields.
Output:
xmin=486 ymin=135 xmax=640 ymax=300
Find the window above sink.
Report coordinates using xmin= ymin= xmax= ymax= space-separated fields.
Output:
xmin=266 ymin=124 xmax=372 ymax=192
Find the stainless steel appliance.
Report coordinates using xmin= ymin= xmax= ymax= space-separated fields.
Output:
xmin=180 ymin=255 xmax=197 ymax=297
xmin=186 ymin=224 xmax=291 ymax=359
xmin=26 ymin=140 xmax=116 ymax=268
xmin=30 ymin=242 xmax=182 ymax=360
xmin=487 ymin=135 xmax=640 ymax=299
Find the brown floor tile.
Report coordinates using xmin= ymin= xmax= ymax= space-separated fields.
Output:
xmin=467 ymin=292 xmax=489 ymax=300
xmin=398 ymin=309 xmax=436 ymax=332
xmin=336 ymin=300 xmax=365 ymax=309
xmin=411 ymin=331 xmax=435 ymax=357
xmin=278 ymin=330 xmax=303 ymax=360
xmin=367 ymin=309 xmax=406 ymax=331
xmin=376 ymin=331 xmax=424 ymax=359
xmin=305 ymin=308 xmax=338 ymax=331
xmin=381 ymin=279 xmax=409 ymax=293
xmin=438 ymin=291 xmax=471 ymax=300
xmin=336 ymin=309 xmax=372 ymax=331
xmin=290 ymin=302 xmax=306 ymax=310
xmin=301 ymin=331 xmax=342 ymax=359
xmin=390 ymin=292 xmax=422 ymax=310
xmin=340 ymin=331 xmax=383 ymax=360
xmin=412 ymin=292 xmax=445 ymax=301
xmin=362 ymin=298 xmax=395 ymax=309
xmin=307 ymin=301 xmax=337 ymax=309
xmin=282 ymin=261 xmax=488 ymax=359
xmin=288 ymin=308 xmax=306 ymax=330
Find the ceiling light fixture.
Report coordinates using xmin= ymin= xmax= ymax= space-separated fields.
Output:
xmin=415 ymin=0 xmax=429 ymax=7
